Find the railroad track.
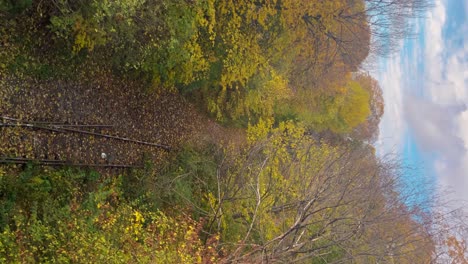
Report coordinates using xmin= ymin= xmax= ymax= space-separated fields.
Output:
xmin=0 ymin=157 xmax=144 ymax=168
xmin=0 ymin=116 xmax=170 ymax=168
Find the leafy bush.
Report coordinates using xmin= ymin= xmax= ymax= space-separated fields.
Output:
xmin=47 ymin=0 xmax=215 ymax=87
xmin=124 ymin=145 xmax=219 ymax=218
xmin=0 ymin=166 xmax=220 ymax=263
xmin=0 ymin=0 xmax=32 ymax=14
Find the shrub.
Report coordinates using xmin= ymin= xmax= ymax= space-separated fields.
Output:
xmin=0 ymin=166 xmax=220 ymax=263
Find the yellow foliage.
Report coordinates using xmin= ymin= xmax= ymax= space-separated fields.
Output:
xmin=221 ymin=122 xmax=343 ymax=245
xmin=72 ymin=15 xmax=106 ymax=53
xmin=247 ymin=118 xmax=274 ymax=143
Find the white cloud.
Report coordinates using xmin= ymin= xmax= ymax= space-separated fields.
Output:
xmin=424 ymin=0 xmax=467 ymax=105
xmin=376 ymin=54 xmax=404 ymax=155
xmin=405 ymin=98 xmax=468 ymax=201
xmin=443 ymin=110 xmax=468 ymax=202
xmin=418 ymin=0 xmax=468 ymax=204
xmin=373 ymin=0 xmax=468 ymax=247
xmin=424 ymin=0 xmax=446 ymax=84
xmin=377 ymin=0 xmax=468 ymax=205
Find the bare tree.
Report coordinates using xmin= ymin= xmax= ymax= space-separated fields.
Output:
xmin=302 ymin=0 xmax=430 ymax=60
xmin=207 ymin=127 xmax=450 ymax=263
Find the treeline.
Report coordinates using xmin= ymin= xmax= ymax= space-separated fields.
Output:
xmin=2 ymin=0 xmax=383 ymax=137
xmin=0 ymin=123 xmax=464 ymax=262
xmin=1 ymin=0 xmax=467 ymax=263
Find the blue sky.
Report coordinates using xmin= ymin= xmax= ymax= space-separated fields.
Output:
xmin=375 ymin=0 xmax=468 ymax=205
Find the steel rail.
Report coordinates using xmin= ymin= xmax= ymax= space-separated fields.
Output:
xmin=0 ymin=117 xmax=170 ymax=151
xmin=0 ymin=157 xmax=144 ymax=168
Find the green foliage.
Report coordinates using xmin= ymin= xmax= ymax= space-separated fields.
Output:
xmin=0 ymin=0 xmax=32 ymax=14
xmin=40 ymin=0 xmax=294 ymax=122
xmin=123 ymin=144 xmax=219 ymax=220
xmin=338 ymin=80 xmax=371 ymax=131
xmin=0 ymin=0 xmax=443 ymax=262
xmin=0 ymin=13 xmax=83 ymax=80
xmin=280 ymin=78 xmax=371 ymax=134
xmin=0 ymin=166 xmax=219 ymax=263
xmin=50 ymin=13 xmax=107 ymax=54
xmin=49 ymin=0 xmax=145 ymax=53
xmin=0 ymin=165 xmax=95 ymax=228
xmin=1 ymin=0 xmax=373 ymax=128
xmin=47 ymin=0 xmax=216 ymax=88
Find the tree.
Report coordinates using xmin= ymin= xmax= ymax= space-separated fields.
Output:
xmin=47 ymin=0 xmax=216 ymax=87
xmin=252 ymin=0 xmax=429 ymax=89
xmin=206 ymin=122 xmax=438 ymax=263
xmin=351 ymin=72 xmax=385 ymax=143
xmin=445 ymin=236 xmax=468 ymax=263
xmin=298 ymin=0 xmax=430 ymax=59
xmin=281 ymin=76 xmax=371 ymax=134
xmin=337 ymin=80 xmax=371 ymax=131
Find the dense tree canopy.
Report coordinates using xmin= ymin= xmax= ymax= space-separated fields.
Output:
xmin=1 ymin=0 xmax=466 ymax=263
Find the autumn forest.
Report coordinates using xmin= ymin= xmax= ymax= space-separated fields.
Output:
xmin=0 ymin=0 xmax=466 ymax=263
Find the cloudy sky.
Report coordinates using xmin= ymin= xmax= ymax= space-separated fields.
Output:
xmin=375 ymin=0 xmax=467 ymax=205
